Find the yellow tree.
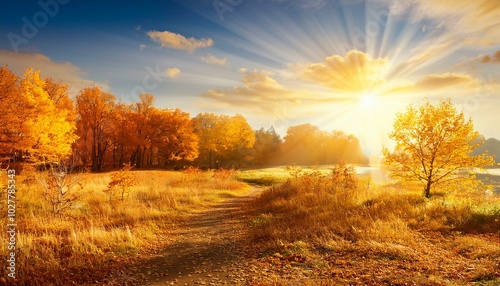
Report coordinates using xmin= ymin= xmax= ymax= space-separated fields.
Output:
xmin=0 ymin=67 xmax=77 ymax=164
xmin=0 ymin=66 xmax=24 ymax=161
xmin=383 ymin=99 xmax=494 ymax=198
xmin=222 ymin=114 xmax=255 ymax=167
xmin=193 ymin=113 xmax=225 ymax=168
xmin=193 ymin=113 xmax=255 ymax=168
xmin=20 ymin=69 xmax=77 ymax=163
xmin=44 ymin=77 xmax=76 ymax=123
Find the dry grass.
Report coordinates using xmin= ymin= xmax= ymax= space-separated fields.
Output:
xmin=0 ymin=169 xmax=249 ymax=285
xmin=248 ymin=169 xmax=500 ymax=285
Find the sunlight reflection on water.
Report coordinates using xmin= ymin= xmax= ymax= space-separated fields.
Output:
xmin=355 ymin=166 xmax=500 ymax=194
xmin=354 ymin=165 xmax=391 ymax=184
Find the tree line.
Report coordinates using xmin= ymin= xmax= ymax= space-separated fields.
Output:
xmin=0 ymin=66 xmax=367 ymax=172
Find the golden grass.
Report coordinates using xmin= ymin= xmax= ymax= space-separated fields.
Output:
xmin=0 ymin=169 xmax=249 ymax=285
xmin=248 ymin=171 xmax=500 ymax=284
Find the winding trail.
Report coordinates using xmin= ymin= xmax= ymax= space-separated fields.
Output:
xmin=135 ymin=187 xmax=262 ymax=285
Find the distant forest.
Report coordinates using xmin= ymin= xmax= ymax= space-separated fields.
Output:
xmin=0 ymin=66 xmax=368 ymax=171
xmin=473 ymin=137 xmax=500 ymax=164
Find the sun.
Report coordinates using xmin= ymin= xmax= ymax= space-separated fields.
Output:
xmin=361 ymin=93 xmax=377 ymax=109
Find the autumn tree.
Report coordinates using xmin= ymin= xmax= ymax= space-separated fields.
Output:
xmin=129 ymin=93 xmax=156 ymax=167
xmin=0 ymin=66 xmax=24 ymax=162
xmin=281 ymin=124 xmax=366 ymax=165
xmin=282 ymin=124 xmax=323 ymax=164
xmin=193 ymin=113 xmax=222 ymax=168
xmin=193 ymin=113 xmax=255 ymax=169
xmin=323 ymin=131 xmax=367 ymax=164
xmin=44 ymin=77 xmax=76 ymax=123
xmin=383 ymin=99 xmax=494 ymax=198
xmin=0 ymin=67 xmax=77 ymax=165
xmin=119 ymin=94 xmax=199 ymax=168
xmin=109 ymin=103 xmax=137 ymax=168
xmin=223 ymin=114 xmax=256 ymax=167
xmin=152 ymin=108 xmax=198 ymax=166
xmin=20 ymin=69 xmax=77 ymax=163
xmin=76 ymin=86 xmax=116 ymax=172
xmin=106 ymin=163 xmax=136 ymax=201
xmin=252 ymin=127 xmax=282 ymax=166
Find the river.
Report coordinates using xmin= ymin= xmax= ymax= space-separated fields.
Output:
xmin=355 ymin=165 xmax=500 ymax=194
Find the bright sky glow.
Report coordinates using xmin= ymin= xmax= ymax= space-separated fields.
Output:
xmin=1 ymin=0 xmax=500 ymax=155
xmin=361 ymin=93 xmax=377 ymax=109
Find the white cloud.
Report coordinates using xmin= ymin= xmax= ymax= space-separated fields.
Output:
xmin=0 ymin=50 xmax=107 ymax=94
xmin=139 ymin=44 xmax=146 ymax=50
xmin=166 ymin=67 xmax=181 ymax=78
xmin=147 ymin=30 xmax=213 ymax=52
xmin=200 ymin=54 xmax=228 ymax=66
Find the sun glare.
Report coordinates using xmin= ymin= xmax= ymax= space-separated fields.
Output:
xmin=361 ymin=93 xmax=377 ymax=109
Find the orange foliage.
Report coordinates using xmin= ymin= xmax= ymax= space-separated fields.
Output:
xmin=1 ymin=65 xmax=369 ymax=171
xmin=75 ymin=86 xmax=116 ymax=171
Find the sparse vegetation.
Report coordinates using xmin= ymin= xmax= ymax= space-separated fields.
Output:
xmin=105 ymin=163 xmax=136 ymax=201
xmin=37 ymin=164 xmax=83 ymax=216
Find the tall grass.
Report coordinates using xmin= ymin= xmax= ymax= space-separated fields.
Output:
xmin=249 ymin=166 xmax=500 ymax=284
xmin=0 ymin=169 xmax=249 ymax=285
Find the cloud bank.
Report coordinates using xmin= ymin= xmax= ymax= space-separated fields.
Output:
xmin=293 ymin=50 xmax=389 ymax=94
xmin=0 ymin=50 xmax=107 ymax=94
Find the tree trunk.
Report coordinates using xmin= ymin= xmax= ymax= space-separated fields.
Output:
xmin=91 ymin=141 xmax=98 ymax=172
xmin=209 ymin=149 xmax=213 ymax=169
xmin=112 ymin=145 xmax=116 ymax=169
xmin=424 ymin=179 xmax=432 ymax=198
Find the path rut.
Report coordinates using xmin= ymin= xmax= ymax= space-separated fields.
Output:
xmin=136 ymin=187 xmax=261 ymax=285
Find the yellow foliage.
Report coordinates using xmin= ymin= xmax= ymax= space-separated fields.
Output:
xmin=383 ymin=99 xmax=494 ymax=198
xmin=193 ymin=113 xmax=255 ymax=168
xmin=0 ymin=67 xmax=77 ymax=162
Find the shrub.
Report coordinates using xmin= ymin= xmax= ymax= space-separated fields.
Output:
xmin=105 ymin=163 xmax=136 ymax=201
xmin=212 ymin=168 xmax=236 ymax=180
xmin=37 ymin=164 xmax=82 ymax=216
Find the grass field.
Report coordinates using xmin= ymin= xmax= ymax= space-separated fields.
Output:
xmin=243 ymin=165 xmax=500 ymax=285
xmin=0 ymin=168 xmax=250 ymax=285
xmin=1 ymin=165 xmax=499 ymax=285
xmin=236 ymin=164 xmax=375 ymax=185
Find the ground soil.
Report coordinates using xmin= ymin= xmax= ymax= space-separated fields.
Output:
xmin=127 ymin=187 xmax=263 ymax=285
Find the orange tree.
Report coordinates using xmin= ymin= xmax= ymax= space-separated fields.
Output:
xmin=383 ymin=99 xmax=494 ymax=198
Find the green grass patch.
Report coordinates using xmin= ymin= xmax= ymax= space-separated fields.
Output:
xmin=236 ymin=168 xmax=291 ymax=186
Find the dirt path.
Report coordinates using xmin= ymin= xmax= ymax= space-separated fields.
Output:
xmin=134 ymin=187 xmax=262 ymax=286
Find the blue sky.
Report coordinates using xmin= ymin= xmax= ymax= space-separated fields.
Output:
xmin=1 ymin=0 xmax=500 ymax=155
